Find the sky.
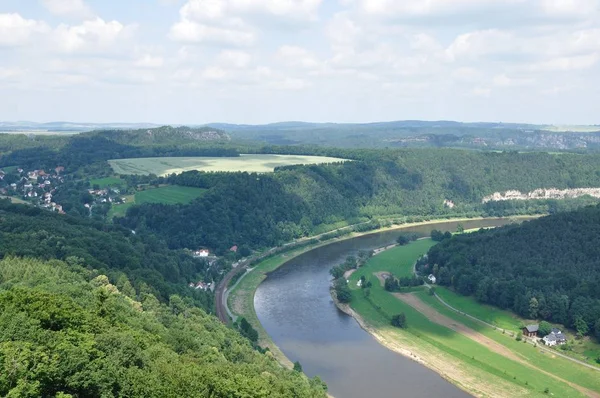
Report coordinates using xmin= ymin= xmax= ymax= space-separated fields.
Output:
xmin=0 ymin=0 xmax=599 ymax=125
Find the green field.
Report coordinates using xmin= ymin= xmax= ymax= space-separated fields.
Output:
xmin=435 ymin=287 xmax=524 ymax=331
xmin=89 ymin=176 xmax=124 ymax=188
xmin=135 ymin=186 xmax=206 ymax=205
xmin=108 ymin=186 xmax=206 ymax=218
xmin=347 ymin=241 xmax=597 ymax=397
xmin=108 ymin=154 xmax=348 ymax=176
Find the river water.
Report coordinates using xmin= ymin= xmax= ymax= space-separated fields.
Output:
xmin=255 ymin=219 xmax=525 ymax=398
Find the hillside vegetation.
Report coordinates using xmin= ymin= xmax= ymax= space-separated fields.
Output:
xmin=0 ymin=257 xmax=327 ymax=397
xmin=0 ymin=200 xmax=214 ymax=310
xmin=426 ymin=204 xmax=600 ymax=339
xmin=120 ymin=150 xmax=600 ymax=254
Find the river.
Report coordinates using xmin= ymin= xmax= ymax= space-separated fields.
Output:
xmin=254 ymin=218 xmax=526 ymax=398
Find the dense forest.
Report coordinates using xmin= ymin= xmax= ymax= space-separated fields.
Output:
xmin=119 ymin=150 xmax=600 ymax=253
xmin=0 ymin=256 xmax=327 ymax=397
xmin=425 ymin=204 xmax=600 ymax=339
xmin=0 ymin=200 xmax=216 ymax=311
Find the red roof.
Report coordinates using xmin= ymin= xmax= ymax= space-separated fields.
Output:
xmin=230 ymin=245 xmax=238 ymax=252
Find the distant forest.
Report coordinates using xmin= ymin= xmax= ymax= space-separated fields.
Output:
xmin=425 ymin=204 xmax=600 ymax=339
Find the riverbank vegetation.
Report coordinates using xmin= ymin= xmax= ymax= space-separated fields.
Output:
xmin=346 ymin=241 xmax=600 ymax=397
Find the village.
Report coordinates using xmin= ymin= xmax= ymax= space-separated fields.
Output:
xmin=0 ymin=166 xmax=67 ymax=213
xmin=0 ymin=166 xmax=128 ymax=217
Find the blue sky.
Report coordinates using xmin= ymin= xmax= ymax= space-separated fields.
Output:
xmin=1 ymin=0 xmax=599 ymax=124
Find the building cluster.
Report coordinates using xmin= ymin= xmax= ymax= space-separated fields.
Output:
xmin=522 ymin=324 xmax=567 ymax=346
xmin=188 ymin=281 xmax=214 ymax=292
xmin=86 ymin=188 xmax=126 ymax=207
xmin=0 ymin=167 xmax=66 ymax=214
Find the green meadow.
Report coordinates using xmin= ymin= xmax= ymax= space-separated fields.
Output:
xmin=435 ymin=287 xmax=524 ymax=331
xmin=89 ymin=176 xmax=124 ymax=188
xmin=134 ymin=185 xmax=206 ymax=205
xmin=107 ymin=186 xmax=205 ymax=218
xmin=347 ymin=241 xmax=596 ymax=397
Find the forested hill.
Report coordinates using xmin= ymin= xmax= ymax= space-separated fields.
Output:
xmin=0 ymin=200 xmax=214 ymax=310
xmin=0 ymin=257 xmax=327 ymax=397
xmin=119 ymin=150 xmax=600 ymax=254
xmin=426 ymin=204 xmax=600 ymax=339
xmin=88 ymin=126 xmax=231 ymax=146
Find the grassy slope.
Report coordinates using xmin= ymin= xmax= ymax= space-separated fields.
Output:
xmin=434 ymin=286 xmax=600 ymax=367
xmin=435 ymin=287 xmax=524 ymax=331
xmin=348 ymin=242 xmax=592 ymax=397
xmin=417 ymin=291 xmax=600 ymax=393
xmin=135 ymin=186 xmax=206 ymax=205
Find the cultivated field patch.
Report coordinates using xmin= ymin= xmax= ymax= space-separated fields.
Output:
xmin=108 ymin=154 xmax=348 ymax=176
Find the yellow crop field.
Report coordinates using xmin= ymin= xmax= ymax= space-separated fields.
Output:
xmin=108 ymin=154 xmax=348 ymax=176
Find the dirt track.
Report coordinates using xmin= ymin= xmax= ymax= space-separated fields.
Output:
xmin=394 ymin=292 xmax=600 ymax=398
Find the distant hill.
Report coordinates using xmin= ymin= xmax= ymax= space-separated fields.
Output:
xmin=88 ymin=126 xmax=231 ymax=146
xmin=205 ymin=121 xmax=600 ymax=151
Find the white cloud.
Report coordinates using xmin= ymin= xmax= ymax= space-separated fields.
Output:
xmin=53 ymin=18 xmax=136 ymax=54
xmin=528 ymin=53 xmax=600 ymax=71
xmin=135 ymin=54 xmax=165 ymax=68
xmin=169 ymin=0 xmax=323 ymax=46
xmin=169 ymin=17 xmax=255 ymax=46
xmin=276 ymin=45 xmax=319 ymax=68
xmin=216 ymin=50 xmax=252 ymax=68
xmin=41 ymin=0 xmax=95 ymax=20
xmin=0 ymin=13 xmax=49 ymax=47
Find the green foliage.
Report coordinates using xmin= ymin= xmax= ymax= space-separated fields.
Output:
xmin=538 ymin=321 xmax=552 ymax=337
xmin=293 ymin=361 xmax=303 ymax=372
xmin=334 ymin=280 xmax=352 ymax=304
xmin=516 ymin=332 xmax=523 ymax=341
xmin=595 ymin=319 xmax=600 ymax=341
xmin=0 ymin=201 xmax=213 ymax=310
xmin=0 ymin=257 xmax=327 ymax=398
xmin=391 ymin=313 xmax=407 ymax=328
xmin=237 ymin=317 xmax=259 ymax=344
xmin=384 ymin=275 xmax=423 ymax=291
xmin=396 ymin=233 xmax=419 ymax=246
xmin=427 ymin=204 xmax=600 ymax=335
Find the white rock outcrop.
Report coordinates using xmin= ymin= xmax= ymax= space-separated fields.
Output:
xmin=482 ymin=188 xmax=600 ymax=203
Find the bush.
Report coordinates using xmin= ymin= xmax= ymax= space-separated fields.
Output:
xmin=391 ymin=313 xmax=407 ymax=328
xmin=516 ymin=332 xmax=523 ymax=341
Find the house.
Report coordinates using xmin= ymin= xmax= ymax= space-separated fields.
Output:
xmin=55 ymin=166 xmax=65 ymax=175
xmin=443 ymin=199 xmax=455 ymax=209
xmin=194 ymin=249 xmax=210 ymax=257
xmin=543 ymin=328 xmax=567 ymax=346
xmin=230 ymin=245 xmax=238 ymax=253
xmin=522 ymin=324 xmax=539 ymax=337
xmin=195 ymin=281 xmax=211 ymax=291
xmin=357 ymin=279 xmax=363 ymax=287
xmin=428 ymin=274 xmax=437 ymax=284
